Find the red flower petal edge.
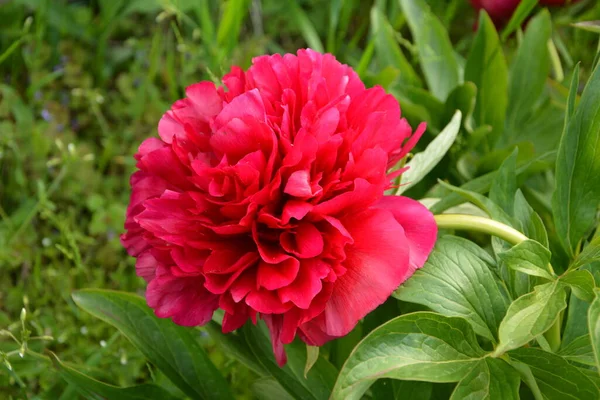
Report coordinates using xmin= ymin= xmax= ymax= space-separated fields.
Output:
xmin=121 ymin=49 xmax=438 ymax=366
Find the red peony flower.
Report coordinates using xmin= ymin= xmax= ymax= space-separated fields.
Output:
xmin=471 ymin=0 xmax=580 ymax=26
xmin=121 ymin=49 xmax=437 ymax=366
xmin=471 ymin=0 xmax=521 ymax=26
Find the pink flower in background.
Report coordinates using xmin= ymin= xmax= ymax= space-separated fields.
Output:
xmin=121 ymin=49 xmax=437 ymax=366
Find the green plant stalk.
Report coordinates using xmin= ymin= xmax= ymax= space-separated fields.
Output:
xmin=548 ymin=38 xmax=564 ymax=82
xmin=434 ymin=214 xmax=562 ymax=351
xmin=545 ymin=314 xmax=562 ymax=352
xmin=434 ymin=214 xmax=528 ymax=245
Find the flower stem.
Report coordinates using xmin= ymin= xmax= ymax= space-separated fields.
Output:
xmin=434 ymin=214 xmax=528 ymax=245
xmin=546 ymin=313 xmax=562 ymax=352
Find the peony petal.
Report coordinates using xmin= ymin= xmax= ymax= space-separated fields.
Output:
xmin=185 ymin=81 xmax=223 ymax=118
xmin=214 ymin=88 xmax=266 ymax=127
xmin=245 ymin=289 xmax=292 ymax=314
xmin=280 ymin=222 xmax=324 ymax=258
xmin=281 ymin=200 xmax=313 ymax=224
xmin=135 ymin=251 xmax=159 ymax=282
xmin=374 ymin=196 xmax=438 ymax=272
xmin=170 ymin=246 xmax=207 ymax=274
xmin=146 ymin=274 xmax=218 ymax=326
xmin=303 ymin=208 xmax=411 ymax=341
xmin=138 ymin=146 xmax=191 ymax=190
xmin=204 ymin=251 xmax=259 ymax=294
xmin=257 ymin=258 xmax=300 ymax=290
xmin=263 ymin=315 xmax=287 ymax=367
xmin=312 ymin=178 xmax=384 ymax=216
xmin=284 ymin=170 xmax=313 ymax=198
xmin=278 ymin=259 xmax=330 ymax=309
xmin=220 ymin=293 xmax=254 ymax=332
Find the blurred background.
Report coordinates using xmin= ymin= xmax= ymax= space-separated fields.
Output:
xmin=1 ymin=0 xmax=599 ymax=398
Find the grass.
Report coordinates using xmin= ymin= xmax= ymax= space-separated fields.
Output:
xmin=0 ymin=0 xmax=599 ymax=398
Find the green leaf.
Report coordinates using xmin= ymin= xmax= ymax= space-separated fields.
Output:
xmin=284 ymin=0 xmax=324 ymax=53
xmin=514 ymin=190 xmax=549 ymax=248
xmin=509 ymin=348 xmax=599 ymax=399
xmin=330 ymin=324 xmax=363 ymax=370
xmin=506 ymin=358 xmax=544 ymax=400
xmin=443 ymin=82 xmax=477 ymax=132
xmin=501 ymin=0 xmax=538 ymax=41
xmin=498 ymin=240 xmax=554 ymax=281
xmin=558 ymin=335 xmax=596 ymax=366
xmin=394 ymin=381 xmax=433 ymax=400
xmin=370 ymin=7 xmax=420 ymax=87
xmin=397 ymin=111 xmax=462 ymax=194
xmin=571 ymin=236 xmax=600 ymax=271
xmin=393 ymin=84 xmax=445 ymax=131
xmin=205 ymin=321 xmax=267 ymax=376
xmin=241 ymin=322 xmax=336 ymax=400
xmin=331 ymin=312 xmax=486 ymax=400
xmin=476 ymin=142 xmax=535 ymax=176
xmin=304 ymin=346 xmax=319 ymax=378
xmin=571 ymin=21 xmax=600 ymax=34
xmin=437 ymin=180 xmax=513 ymax=226
xmin=399 ymin=0 xmax=460 ymax=100
xmin=216 ymin=0 xmax=248 ymax=55
xmin=588 ymin=291 xmax=600 ymax=371
xmin=505 ymin=11 xmax=552 ymax=145
xmin=560 ymin=270 xmax=596 ymax=302
xmin=450 ymin=358 xmax=520 ymax=400
xmin=49 ymin=352 xmax=180 ymax=400
xmin=71 ymin=290 xmax=232 ymax=400
xmin=489 ymin=150 xmax=518 ymax=216
xmin=511 ymin=101 xmax=565 ymax=155
xmin=252 ymin=378 xmax=295 ymax=400
xmin=326 ymin=0 xmax=343 ymax=53
xmin=495 ymin=282 xmax=567 ymax=355
xmin=430 ymin=151 xmax=555 ymax=214
xmin=552 ymin=60 xmax=600 ymax=257
xmin=465 ymin=12 xmax=508 ymax=148
xmin=565 ymin=64 xmax=580 ymax=134
xmin=395 ymin=236 xmax=510 ymax=342
xmin=578 ymin=367 xmax=600 ymax=392
xmin=562 ymin=264 xmax=600 ymax=347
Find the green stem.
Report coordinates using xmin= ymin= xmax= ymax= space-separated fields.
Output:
xmin=545 ymin=314 xmax=562 ymax=352
xmin=434 ymin=213 xmax=562 ymax=352
xmin=434 ymin=214 xmax=528 ymax=245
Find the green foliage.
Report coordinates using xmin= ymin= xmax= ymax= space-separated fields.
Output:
xmin=49 ymin=352 xmax=180 ymax=400
xmin=332 ymin=312 xmax=486 ymax=400
xmin=240 ymin=322 xmax=337 ymax=400
xmin=505 ymin=11 xmax=552 ymax=147
xmin=553 ymin=60 xmax=600 ymax=257
xmin=397 ymin=110 xmax=462 ymax=194
xmin=498 ymin=239 xmax=554 ymax=280
xmin=495 ymin=281 xmax=567 ymax=355
xmin=449 ymin=358 xmax=520 ymax=400
xmin=72 ymin=290 xmax=232 ymax=399
xmin=509 ymin=348 xmax=599 ymax=399
xmin=2 ymin=0 xmax=600 ymax=399
xmin=394 ymin=236 xmax=510 ymax=342
xmin=464 ymin=12 xmax=508 ymax=149
xmin=399 ymin=0 xmax=460 ymax=100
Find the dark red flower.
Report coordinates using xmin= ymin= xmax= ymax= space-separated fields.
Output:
xmin=471 ymin=0 xmax=521 ymax=26
xmin=471 ymin=0 xmax=580 ymax=26
xmin=121 ymin=49 xmax=437 ymax=366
